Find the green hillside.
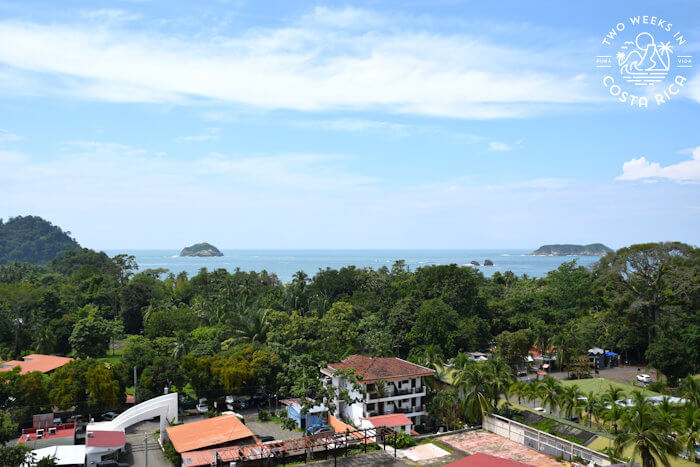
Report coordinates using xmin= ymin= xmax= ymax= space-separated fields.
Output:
xmin=0 ymin=215 xmax=80 ymax=264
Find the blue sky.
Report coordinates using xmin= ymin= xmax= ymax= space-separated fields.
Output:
xmin=0 ymin=0 xmax=698 ymax=249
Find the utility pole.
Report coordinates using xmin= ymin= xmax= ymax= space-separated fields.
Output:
xmin=144 ymin=432 xmax=148 ymax=467
xmin=134 ymin=366 xmax=138 ymax=403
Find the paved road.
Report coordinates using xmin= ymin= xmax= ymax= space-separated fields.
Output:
xmin=519 ymin=365 xmax=657 ymax=385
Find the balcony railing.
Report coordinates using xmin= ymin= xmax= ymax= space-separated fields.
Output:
xmin=366 ymin=387 xmax=424 ymax=401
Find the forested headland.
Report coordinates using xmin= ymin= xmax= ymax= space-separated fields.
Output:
xmin=0 ymin=216 xmax=80 ymax=265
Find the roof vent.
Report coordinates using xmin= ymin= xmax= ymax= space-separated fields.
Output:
xmin=48 ymin=427 xmax=56 ymax=435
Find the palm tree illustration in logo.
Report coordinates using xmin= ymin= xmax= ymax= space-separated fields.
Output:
xmin=617 ymin=32 xmax=674 ymax=85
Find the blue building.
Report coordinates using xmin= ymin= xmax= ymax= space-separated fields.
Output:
xmin=280 ymin=398 xmax=327 ymax=430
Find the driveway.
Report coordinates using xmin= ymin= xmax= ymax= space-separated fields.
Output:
xmin=123 ymin=419 xmax=171 ymax=467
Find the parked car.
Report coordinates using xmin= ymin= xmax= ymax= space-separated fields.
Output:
xmin=636 ymin=374 xmax=652 ymax=384
xmin=227 ymin=397 xmax=248 ymax=411
xmin=196 ymin=398 xmax=209 ymax=414
xmin=67 ymin=414 xmax=86 ymax=423
xmin=307 ymin=424 xmax=333 ymax=436
xmin=101 ymin=412 xmax=119 ymax=421
xmin=252 ymin=390 xmax=269 ymax=406
xmin=533 ymin=407 xmax=545 ymax=412
xmin=53 ymin=417 xmax=62 ymax=426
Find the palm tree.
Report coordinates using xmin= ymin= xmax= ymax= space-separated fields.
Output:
xmin=429 ymin=389 xmax=459 ymax=430
xmin=559 ymin=385 xmax=584 ymax=420
xmin=676 ymin=403 xmax=700 ymax=462
xmin=455 ymin=362 xmax=492 ymax=424
xmin=615 ymin=394 xmax=678 ymax=467
xmin=231 ymin=307 xmax=270 ymax=344
xmin=679 ymin=375 xmax=700 ymax=406
xmin=539 ymin=377 xmax=562 ymax=415
xmin=486 ymin=358 xmax=513 ymax=407
xmin=602 ymin=400 xmax=625 ymax=434
xmin=509 ymin=381 xmax=525 ymax=405
xmin=172 ymin=330 xmax=188 ymax=360
xmin=375 ymin=380 xmax=388 ymax=399
xmin=582 ymin=391 xmax=599 ymax=427
xmin=602 ymin=385 xmax=625 ymax=406
xmin=523 ymin=381 xmax=541 ymax=406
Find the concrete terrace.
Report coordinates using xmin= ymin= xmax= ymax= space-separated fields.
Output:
xmin=440 ymin=430 xmax=561 ymax=467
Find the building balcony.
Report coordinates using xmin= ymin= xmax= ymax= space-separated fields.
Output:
xmin=365 ymin=387 xmax=425 ymax=403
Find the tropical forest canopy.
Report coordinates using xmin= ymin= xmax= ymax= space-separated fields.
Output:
xmin=0 ymin=240 xmax=697 ymax=439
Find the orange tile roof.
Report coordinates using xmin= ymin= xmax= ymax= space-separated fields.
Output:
xmin=325 ymin=355 xmax=434 ymax=382
xmin=362 ymin=413 xmax=412 ymax=428
xmin=166 ymin=414 xmax=256 ymax=453
xmin=0 ymin=354 xmax=73 ymax=375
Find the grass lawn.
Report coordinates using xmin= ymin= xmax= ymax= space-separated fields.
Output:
xmin=588 ymin=437 xmax=696 ymax=467
xmin=560 ymin=378 xmax=660 ymax=398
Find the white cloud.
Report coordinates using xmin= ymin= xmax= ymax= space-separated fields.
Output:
xmin=616 ymin=147 xmax=700 ymax=183
xmin=288 ymin=118 xmax=410 ymax=133
xmin=488 ymin=141 xmax=512 ymax=152
xmin=0 ymin=129 xmax=22 ymax=143
xmin=80 ymin=9 xmax=142 ymax=22
xmin=0 ymin=8 xmax=599 ymax=119
xmin=175 ymin=128 xmax=220 ymax=142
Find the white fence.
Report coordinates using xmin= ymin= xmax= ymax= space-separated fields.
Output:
xmin=483 ymin=414 xmax=619 ymax=466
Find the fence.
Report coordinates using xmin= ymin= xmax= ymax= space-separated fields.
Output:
xmin=483 ymin=414 xmax=620 ymax=466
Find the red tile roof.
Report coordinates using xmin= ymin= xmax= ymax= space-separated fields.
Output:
xmin=324 ymin=355 xmax=434 ymax=382
xmin=166 ymin=414 xmax=256 ymax=453
xmin=362 ymin=414 xmax=412 ymax=428
xmin=86 ymin=430 xmax=126 ymax=448
xmin=0 ymin=354 xmax=73 ymax=375
xmin=445 ymin=453 xmax=532 ymax=466
xmin=19 ymin=424 xmax=76 ymax=443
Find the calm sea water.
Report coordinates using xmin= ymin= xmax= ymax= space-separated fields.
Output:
xmin=103 ymin=250 xmax=602 ymax=283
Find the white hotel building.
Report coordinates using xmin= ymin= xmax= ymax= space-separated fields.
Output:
xmin=321 ymin=355 xmax=435 ymax=427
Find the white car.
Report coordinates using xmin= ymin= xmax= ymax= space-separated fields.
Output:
xmin=636 ymin=374 xmax=652 ymax=384
xmin=533 ymin=407 xmax=546 ymax=412
xmin=196 ymin=398 xmax=209 ymax=413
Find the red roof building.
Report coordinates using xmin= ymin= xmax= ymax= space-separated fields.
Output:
xmin=323 ymin=355 xmax=434 ymax=382
xmin=85 ymin=430 xmax=126 ymax=465
xmin=0 ymin=354 xmax=73 ymax=375
xmin=19 ymin=423 xmax=76 ymax=449
xmin=322 ymin=355 xmax=434 ymax=428
xmin=445 ymin=453 xmax=532 ymax=466
xmin=361 ymin=413 xmax=413 ymax=435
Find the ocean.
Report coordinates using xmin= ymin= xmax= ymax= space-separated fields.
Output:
xmin=103 ymin=250 xmax=603 ymax=283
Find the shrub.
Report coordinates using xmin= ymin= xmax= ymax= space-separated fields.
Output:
xmin=259 ymin=410 xmax=270 ymax=421
xmin=281 ymin=416 xmax=297 ymax=431
xmin=276 ymin=408 xmax=287 ymax=418
xmin=493 ymin=402 xmax=519 ymax=420
xmin=162 ymin=441 xmax=181 ymax=466
xmin=385 ymin=432 xmax=416 ymax=449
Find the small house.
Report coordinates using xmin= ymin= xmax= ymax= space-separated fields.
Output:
xmin=280 ymin=398 xmax=327 ymax=430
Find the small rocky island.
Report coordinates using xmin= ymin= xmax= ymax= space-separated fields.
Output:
xmin=530 ymin=243 xmax=613 ymax=256
xmin=470 ymin=260 xmax=480 ymax=266
xmin=179 ymin=242 xmax=223 ymax=257
xmin=484 ymin=259 xmax=493 ymax=266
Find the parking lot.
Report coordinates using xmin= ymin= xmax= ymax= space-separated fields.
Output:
xmin=241 ymin=409 xmax=302 ymax=442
